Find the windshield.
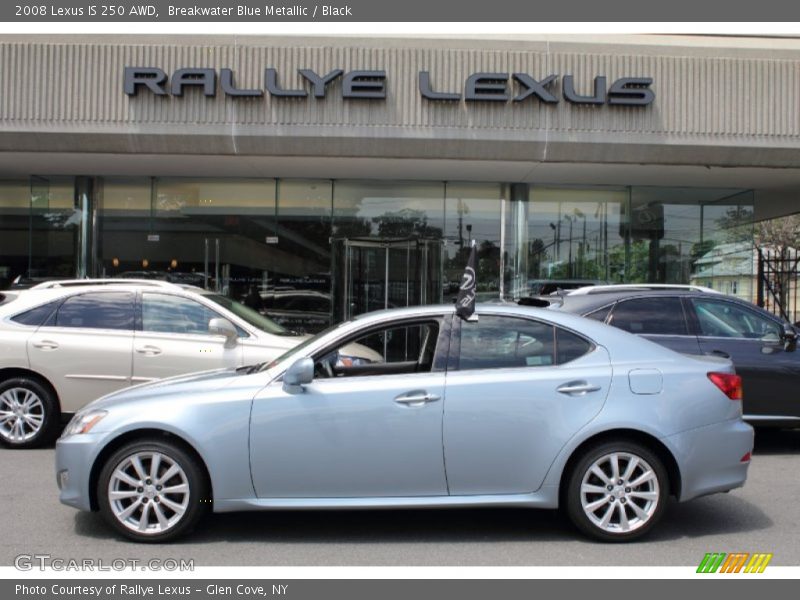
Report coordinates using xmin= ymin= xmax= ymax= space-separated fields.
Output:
xmin=202 ymin=293 xmax=293 ymax=336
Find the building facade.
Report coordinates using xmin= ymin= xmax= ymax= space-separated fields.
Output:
xmin=2 ymin=34 xmax=800 ymax=328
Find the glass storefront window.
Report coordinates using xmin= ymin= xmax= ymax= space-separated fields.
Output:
xmin=5 ymin=176 xmax=756 ymax=319
xmin=331 ymin=181 xmax=446 ymax=321
xmin=0 ymin=177 xmax=77 ymax=287
xmin=98 ymin=177 xmax=278 ymax=296
xmin=629 ymin=187 xmax=754 ymax=289
xmin=333 ymin=180 xmax=445 ymax=239
xmin=266 ymin=179 xmax=334 ymax=333
xmin=444 ymin=183 xmax=504 ymax=301
xmin=526 ymin=187 xmax=627 ymax=291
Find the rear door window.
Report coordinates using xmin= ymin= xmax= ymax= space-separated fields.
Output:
xmin=607 ymin=297 xmax=689 ymax=335
xmin=54 ymin=293 xmax=135 ymax=330
xmin=458 ymin=316 xmax=556 ymax=370
xmin=457 ymin=315 xmax=595 ymax=370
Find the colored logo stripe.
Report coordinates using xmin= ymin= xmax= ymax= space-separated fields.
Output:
xmin=720 ymin=553 xmax=749 ymax=573
xmin=697 ymin=553 xmax=726 ymax=573
xmin=744 ymin=553 xmax=773 ymax=573
xmin=697 ymin=553 xmax=772 ymax=573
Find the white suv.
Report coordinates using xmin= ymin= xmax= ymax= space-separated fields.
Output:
xmin=0 ymin=279 xmax=326 ymax=448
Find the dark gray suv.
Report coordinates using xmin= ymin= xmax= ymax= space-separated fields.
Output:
xmin=547 ymin=286 xmax=799 ymax=427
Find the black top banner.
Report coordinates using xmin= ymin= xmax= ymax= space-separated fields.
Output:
xmin=2 ymin=0 xmax=800 ymax=22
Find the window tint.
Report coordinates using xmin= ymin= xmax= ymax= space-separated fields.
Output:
xmin=557 ymin=328 xmax=594 ymax=364
xmin=459 ymin=316 xmax=555 ymax=370
xmin=608 ymin=297 xmax=688 ymax=335
xmin=315 ymin=321 xmax=440 ymax=378
xmin=55 ymin=293 xmax=134 ymax=330
xmin=142 ymin=293 xmax=220 ymax=335
xmin=692 ymin=299 xmax=781 ymax=340
xmin=11 ymin=300 xmax=61 ymax=326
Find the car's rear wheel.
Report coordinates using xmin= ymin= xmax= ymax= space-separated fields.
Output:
xmin=97 ymin=439 xmax=209 ymax=542
xmin=566 ymin=441 xmax=668 ymax=542
xmin=0 ymin=377 xmax=59 ymax=449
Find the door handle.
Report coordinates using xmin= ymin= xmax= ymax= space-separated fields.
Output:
xmin=135 ymin=345 xmax=162 ymax=356
xmin=706 ymin=349 xmax=731 ymax=359
xmin=32 ymin=340 xmax=59 ymax=350
xmin=557 ymin=381 xmax=601 ymax=396
xmin=394 ymin=391 xmax=441 ymax=407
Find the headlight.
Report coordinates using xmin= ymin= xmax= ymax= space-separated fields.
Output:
xmin=63 ymin=410 xmax=108 ymax=436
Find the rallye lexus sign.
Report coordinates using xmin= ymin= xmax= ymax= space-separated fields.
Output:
xmin=123 ymin=67 xmax=655 ymax=106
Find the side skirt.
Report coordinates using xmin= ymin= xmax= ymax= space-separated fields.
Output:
xmin=213 ymin=486 xmax=560 ymax=513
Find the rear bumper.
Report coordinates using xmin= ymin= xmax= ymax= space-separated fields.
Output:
xmin=667 ymin=418 xmax=754 ymax=502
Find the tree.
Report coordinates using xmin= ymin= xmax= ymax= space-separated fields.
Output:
xmin=755 ymin=214 xmax=800 ymax=250
xmin=372 ymin=208 xmax=442 ymax=239
xmin=715 ymin=206 xmax=755 ymax=243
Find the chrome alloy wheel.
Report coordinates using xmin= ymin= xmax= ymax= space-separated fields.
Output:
xmin=0 ymin=387 xmax=45 ymax=443
xmin=579 ymin=451 xmax=660 ymax=534
xmin=107 ymin=451 xmax=191 ymax=535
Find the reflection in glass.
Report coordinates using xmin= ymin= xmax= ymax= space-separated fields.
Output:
xmin=444 ymin=183 xmax=504 ymax=301
xmin=0 ymin=177 xmax=77 ymax=287
xmin=98 ymin=177 xmax=279 ymax=298
xmin=331 ymin=181 xmax=445 ymax=320
xmin=526 ymin=187 xmax=626 ymax=292
xmin=265 ymin=180 xmax=333 ymax=333
xmin=629 ymin=187 xmax=754 ymax=287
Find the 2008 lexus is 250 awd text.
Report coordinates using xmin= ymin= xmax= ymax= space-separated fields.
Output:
xmin=55 ymin=304 xmax=754 ymax=543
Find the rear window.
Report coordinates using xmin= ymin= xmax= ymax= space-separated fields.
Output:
xmin=10 ymin=300 xmax=62 ymax=327
xmin=584 ymin=304 xmax=613 ymax=323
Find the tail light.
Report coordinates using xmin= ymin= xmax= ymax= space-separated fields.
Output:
xmin=707 ymin=372 xmax=743 ymax=400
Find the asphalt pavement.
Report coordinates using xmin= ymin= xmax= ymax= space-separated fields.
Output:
xmin=1 ymin=429 xmax=798 ymax=567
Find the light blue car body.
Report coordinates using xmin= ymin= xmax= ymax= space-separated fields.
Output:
xmin=56 ymin=304 xmax=753 ymax=516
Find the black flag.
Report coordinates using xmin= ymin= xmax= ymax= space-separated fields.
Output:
xmin=456 ymin=241 xmax=477 ymax=320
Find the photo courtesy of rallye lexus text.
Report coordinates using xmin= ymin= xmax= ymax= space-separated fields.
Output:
xmin=55 ymin=297 xmax=754 ymax=544
xmin=15 ymin=584 xmax=194 ymax=597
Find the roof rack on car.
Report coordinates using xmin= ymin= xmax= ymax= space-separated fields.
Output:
xmin=29 ymin=279 xmax=182 ymax=290
xmin=566 ymin=284 xmax=721 ymax=296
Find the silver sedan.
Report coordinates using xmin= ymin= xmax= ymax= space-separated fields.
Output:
xmin=55 ymin=304 xmax=754 ymax=543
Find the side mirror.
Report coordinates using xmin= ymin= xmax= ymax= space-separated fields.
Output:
xmin=208 ymin=317 xmax=238 ymax=348
xmin=782 ymin=324 xmax=797 ymax=352
xmin=283 ymin=357 xmax=314 ymax=393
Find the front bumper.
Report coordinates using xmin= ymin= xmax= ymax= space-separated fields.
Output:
xmin=55 ymin=432 xmax=105 ymax=512
xmin=667 ymin=418 xmax=754 ymax=502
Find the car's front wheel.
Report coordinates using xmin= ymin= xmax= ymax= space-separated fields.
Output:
xmin=565 ymin=441 xmax=668 ymax=542
xmin=0 ymin=377 xmax=59 ymax=449
xmin=97 ymin=439 xmax=209 ymax=542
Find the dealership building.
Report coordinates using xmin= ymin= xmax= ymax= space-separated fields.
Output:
xmin=2 ymin=34 xmax=800 ymax=327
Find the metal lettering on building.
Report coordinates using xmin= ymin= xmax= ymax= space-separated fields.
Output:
xmin=123 ymin=67 xmax=655 ymax=106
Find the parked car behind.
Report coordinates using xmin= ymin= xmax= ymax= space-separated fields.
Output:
xmin=56 ymin=303 xmax=752 ymax=543
xmin=548 ymin=285 xmax=800 ymax=426
xmin=259 ymin=289 xmax=332 ymax=334
xmin=528 ymin=279 xmax=608 ymax=296
xmin=0 ymin=279 xmax=318 ymax=449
